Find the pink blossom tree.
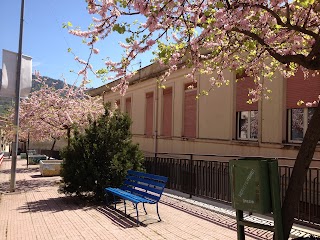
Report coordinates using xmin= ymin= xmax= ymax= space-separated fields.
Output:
xmin=4 ymin=77 xmax=104 ymax=151
xmin=69 ymin=0 xmax=320 ymax=237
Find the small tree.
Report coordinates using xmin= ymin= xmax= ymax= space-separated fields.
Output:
xmin=3 ymin=76 xmax=104 ymax=151
xmin=59 ymin=103 xmax=144 ymax=201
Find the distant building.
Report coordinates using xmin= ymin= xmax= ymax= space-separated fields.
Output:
xmin=89 ymin=63 xmax=320 ymax=167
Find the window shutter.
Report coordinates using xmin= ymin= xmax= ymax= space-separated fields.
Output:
xmin=184 ymin=84 xmax=197 ymax=138
xmin=236 ymin=74 xmax=258 ymax=111
xmin=125 ymin=97 xmax=131 ymax=116
xmin=287 ymin=68 xmax=320 ymax=109
xmin=162 ymin=88 xmax=172 ymax=136
xmin=145 ymin=92 xmax=154 ymax=137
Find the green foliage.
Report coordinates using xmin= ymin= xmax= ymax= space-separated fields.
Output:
xmin=62 ymin=21 xmax=73 ymax=29
xmin=59 ymin=103 xmax=144 ymax=201
xmin=112 ymin=23 xmax=126 ymax=34
xmin=156 ymin=42 xmax=185 ymax=65
xmin=96 ymin=69 xmax=108 ymax=75
xmin=0 ymin=98 xmax=13 ymax=115
xmin=295 ymin=0 xmax=315 ymax=7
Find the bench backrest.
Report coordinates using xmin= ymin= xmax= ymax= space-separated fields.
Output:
xmin=121 ymin=170 xmax=168 ymax=203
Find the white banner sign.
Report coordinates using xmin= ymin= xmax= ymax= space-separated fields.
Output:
xmin=0 ymin=49 xmax=32 ymax=98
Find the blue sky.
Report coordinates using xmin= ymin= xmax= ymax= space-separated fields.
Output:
xmin=0 ymin=0 xmax=154 ymax=88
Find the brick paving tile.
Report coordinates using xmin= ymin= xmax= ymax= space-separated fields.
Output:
xmin=1 ymin=157 xmax=319 ymax=240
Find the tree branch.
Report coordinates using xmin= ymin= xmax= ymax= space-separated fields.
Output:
xmin=238 ymin=3 xmax=319 ymax=39
xmin=285 ymin=2 xmax=291 ymax=25
xmin=232 ymin=27 xmax=320 ymax=69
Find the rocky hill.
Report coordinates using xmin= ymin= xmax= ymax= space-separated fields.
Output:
xmin=31 ymin=75 xmax=68 ymax=91
xmin=0 ymin=69 xmax=67 ymax=115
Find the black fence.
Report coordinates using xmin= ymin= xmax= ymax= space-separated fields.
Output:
xmin=144 ymin=153 xmax=320 ymax=229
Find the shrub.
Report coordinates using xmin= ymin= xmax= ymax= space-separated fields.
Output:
xmin=59 ymin=103 xmax=144 ymax=201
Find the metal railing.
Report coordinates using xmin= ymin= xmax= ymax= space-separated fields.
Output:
xmin=144 ymin=153 xmax=320 ymax=229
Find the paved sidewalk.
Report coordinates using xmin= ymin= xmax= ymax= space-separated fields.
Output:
xmin=0 ymin=157 xmax=319 ymax=240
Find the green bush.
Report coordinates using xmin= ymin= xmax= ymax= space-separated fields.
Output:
xmin=59 ymin=103 xmax=144 ymax=201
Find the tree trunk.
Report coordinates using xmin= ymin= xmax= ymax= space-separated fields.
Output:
xmin=50 ymin=138 xmax=56 ymax=151
xmin=282 ymin=103 xmax=320 ymax=239
xmin=67 ymin=128 xmax=71 ymax=148
xmin=48 ymin=138 xmax=57 ymax=159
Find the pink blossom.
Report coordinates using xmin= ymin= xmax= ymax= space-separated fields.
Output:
xmin=93 ymin=48 xmax=100 ymax=54
xmin=3 ymin=76 xmax=104 ymax=142
xmin=66 ymin=0 xmax=320 ymax=97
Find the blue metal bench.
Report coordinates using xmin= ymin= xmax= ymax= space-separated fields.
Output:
xmin=105 ymin=170 xmax=168 ymax=224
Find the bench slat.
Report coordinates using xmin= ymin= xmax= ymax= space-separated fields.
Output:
xmin=105 ymin=170 xmax=168 ymax=224
xmin=127 ymin=170 xmax=168 ymax=183
xmin=124 ymin=176 xmax=166 ymax=191
xmin=105 ymin=187 xmax=154 ymax=204
xmin=123 ymin=180 xmax=163 ymax=195
xmin=121 ymin=186 xmax=160 ymax=202
xmin=109 ymin=188 xmax=149 ymax=203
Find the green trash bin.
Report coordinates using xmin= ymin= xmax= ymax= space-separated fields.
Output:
xmin=229 ymin=158 xmax=283 ymax=240
xmin=229 ymin=158 xmax=274 ymax=214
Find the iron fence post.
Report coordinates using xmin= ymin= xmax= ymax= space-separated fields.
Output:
xmin=190 ymin=154 xmax=193 ymax=198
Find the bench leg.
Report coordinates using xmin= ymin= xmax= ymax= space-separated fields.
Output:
xmin=142 ymin=203 xmax=147 ymax=214
xmin=113 ymin=195 xmax=117 ymax=209
xmin=135 ymin=203 xmax=140 ymax=226
xmin=156 ymin=203 xmax=161 ymax=221
xmin=124 ymin=199 xmax=127 ymax=215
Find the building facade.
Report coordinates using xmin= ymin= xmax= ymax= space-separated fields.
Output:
xmin=89 ymin=63 xmax=320 ymax=167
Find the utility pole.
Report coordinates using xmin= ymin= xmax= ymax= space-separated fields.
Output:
xmin=10 ymin=0 xmax=25 ymax=192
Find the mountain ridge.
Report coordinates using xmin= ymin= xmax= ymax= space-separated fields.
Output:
xmin=0 ymin=69 xmax=69 ymax=115
xmin=0 ymin=68 xmax=69 ymax=91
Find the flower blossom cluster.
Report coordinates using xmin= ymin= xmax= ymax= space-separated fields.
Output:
xmin=3 ymin=76 xmax=104 ymax=142
xmin=70 ymin=0 xmax=320 ymax=100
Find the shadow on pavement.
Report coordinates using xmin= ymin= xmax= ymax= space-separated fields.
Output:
xmin=0 ymin=166 xmax=39 ymax=175
xmin=97 ymin=205 xmax=139 ymax=228
xmin=0 ymin=178 xmax=60 ymax=193
xmin=161 ymin=200 xmax=273 ymax=240
xmin=17 ymin=195 xmax=93 ymax=213
xmin=97 ymin=205 xmax=161 ymax=228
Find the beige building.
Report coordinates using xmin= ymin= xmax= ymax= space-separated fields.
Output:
xmin=89 ymin=63 xmax=320 ymax=167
